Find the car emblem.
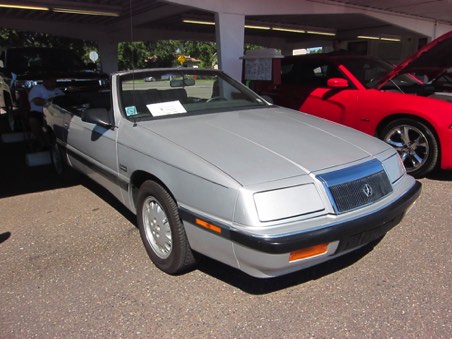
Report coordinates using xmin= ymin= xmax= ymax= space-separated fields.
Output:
xmin=363 ymin=184 xmax=373 ymax=197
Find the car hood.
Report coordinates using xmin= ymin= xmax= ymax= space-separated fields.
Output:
xmin=140 ymin=107 xmax=390 ymax=186
xmin=376 ymin=31 xmax=452 ymax=89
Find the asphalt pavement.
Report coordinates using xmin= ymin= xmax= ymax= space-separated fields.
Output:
xmin=0 ymin=115 xmax=451 ymax=338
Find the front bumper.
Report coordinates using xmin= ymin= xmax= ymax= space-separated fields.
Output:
xmin=230 ymin=181 xmax=421 ymax=254
xmin=180 ymin=180 xmax=421 ymax=278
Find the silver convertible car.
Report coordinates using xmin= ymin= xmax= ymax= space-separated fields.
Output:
xmin=44 ymin=68 xmax=421 ymax=278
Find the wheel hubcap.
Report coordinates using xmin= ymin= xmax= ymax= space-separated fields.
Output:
xmin=384 ymin=124 xmax=429 ymax=173
xmin=142 ymin=197 xmax=172 ymax=259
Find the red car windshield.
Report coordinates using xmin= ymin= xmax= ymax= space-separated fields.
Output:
xmin=340 ymin=57 xmax=420 ymax=90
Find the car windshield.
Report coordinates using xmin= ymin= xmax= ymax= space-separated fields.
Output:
xmin=119 ymin=69 xmax=269 ymax=120
xmin=340 ymin=57 xmax=420 ymax=89
xmin=7 ymin=48 xmax=86 ymax=74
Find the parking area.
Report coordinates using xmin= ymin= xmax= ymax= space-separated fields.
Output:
xmin=0 ymin=117 xmax=451 ymax=338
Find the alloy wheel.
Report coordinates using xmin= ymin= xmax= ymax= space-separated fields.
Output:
xmin=142 ymin=196 xmax=172 ymax=259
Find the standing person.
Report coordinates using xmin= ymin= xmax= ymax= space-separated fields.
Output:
xmin=28 ymin=78 xmax=64 ymax=151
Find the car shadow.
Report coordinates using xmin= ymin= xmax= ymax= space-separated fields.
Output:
xmin=0 ymin=114 xmax=78 ymax=197
xmin=0 ymin=139 xmax=82 ymax=198
xmin=195 ymin=239 xmax=380 ymax=294
xmin=0 ymin=139 xmax=386 ymax=293
xmin=0 ymin=114 xmax=426 ymax=292
xmin=74 ymin=172 xmax=381 ymax=294
xmin=76 ymin=174 xmax=137 ymax=226
xmin=426 ymin=168 xmax=452 ymax=181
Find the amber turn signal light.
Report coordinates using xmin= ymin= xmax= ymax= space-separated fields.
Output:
xmin=195 ymin=218 xmax=222 ymax=234
xmin=289 ymin=243 xmax=328 ymax=262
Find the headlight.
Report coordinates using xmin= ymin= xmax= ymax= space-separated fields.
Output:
xmin=254 ymin=184 xmax=324 ymax=222
xmin=382 ymin=153 xmax=406 ymax=183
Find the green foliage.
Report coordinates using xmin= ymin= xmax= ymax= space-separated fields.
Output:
xmin=118 ymin=40 xmax=218 ymax=70
xmin=1 ymin=29 xmax=266 ymax=71
xmin=118 ymin=41 xmax=148 ymax=70
xmin=181 ymin=41 xmax=217 ymax=68
xmin=0 ymin=28 xmax=97 ymax=63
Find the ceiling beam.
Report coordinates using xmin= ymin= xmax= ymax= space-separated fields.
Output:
xmin=111 ymin=3 xmax=192 ymax=32
xmin=0 ymin=17 xmax=108 ymax=41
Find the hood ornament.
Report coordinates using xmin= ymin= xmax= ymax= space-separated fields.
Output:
xmin=363 ymin=184 xmax=373 ymax=197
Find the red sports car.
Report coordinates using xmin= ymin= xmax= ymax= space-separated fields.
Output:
xmin=258 ymin=31 xmax=452 ymax=178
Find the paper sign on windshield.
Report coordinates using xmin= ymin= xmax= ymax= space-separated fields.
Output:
xmin=147 ymin=101 xmax=187 ymax=117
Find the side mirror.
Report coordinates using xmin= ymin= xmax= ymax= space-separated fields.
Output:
xmin=327 ymin=78 xmax=348 ymax=89
xmin=81 ymin=108 xmax=114 ymax=128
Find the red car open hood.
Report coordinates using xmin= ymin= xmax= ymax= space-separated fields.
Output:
xmin=376 ymin=30 xmax=452 ymax=89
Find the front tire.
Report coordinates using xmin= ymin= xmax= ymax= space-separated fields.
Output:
xmin=381 ymin=118 xmax=438 ymax=178
xmin=137 ymin=180 xmax=196 ymax=274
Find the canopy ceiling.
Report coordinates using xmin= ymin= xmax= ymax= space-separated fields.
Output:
xmin=0 ymin=0 xmax=450 ymax=47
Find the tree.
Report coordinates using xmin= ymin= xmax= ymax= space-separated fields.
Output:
xmin=1 ymin=29 xmax=265 ymax=71
xmin=118 ymin=40 xmax=218 ymax=70
xmin=118 ymin=41 xmax=149 ymax=70
xmin=0 ymin=29 xmax=97 ymax=63
xmin=182 ymin=41 xmax=217 ymax=68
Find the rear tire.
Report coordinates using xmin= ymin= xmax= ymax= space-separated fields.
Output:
xmin=381 ymin=118 xmax=438 ymax=178
xmin=137 ymin=180 xmax=196 ymax=274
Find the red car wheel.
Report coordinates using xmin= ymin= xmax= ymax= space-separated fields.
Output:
xmin=381 ymin=118 xmax=439 ymax=178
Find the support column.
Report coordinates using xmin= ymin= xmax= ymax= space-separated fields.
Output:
xmin=97 ymin=40 xmax=118 ymax=75
xmin=215 ymin=12 xmax=245 ymax=81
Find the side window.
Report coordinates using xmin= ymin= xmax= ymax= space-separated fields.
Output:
xmin=52 ymin=91 xmax=111 ymax=117
xmin=362 ymin=63 xmax=387 ymax=85
xmin=281 ymin=63 xmax=296 ymax=84
xmin=324 ymin=64 xmax=344 ymax=79
xmin=281 ymin=61 xmax=330 ymax=87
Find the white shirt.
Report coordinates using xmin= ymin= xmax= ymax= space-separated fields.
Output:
xmin=28 ymin=84 xmax=64 ymax=113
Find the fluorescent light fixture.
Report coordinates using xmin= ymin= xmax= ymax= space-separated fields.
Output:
xmin=357 ymin=35 xmax=380 ymax=40
xmin=307 ymin=30 xmax=336 ymax=36
xmin=183 ymin=19 xmax=334 ymax=36
xmin=381 ymin=37 xmax=401 ymax=42
xmin=272 ymin=27 xmax=306 ymax=34
xmin=184 ymin=20 xmax=270 ymax=30
xmin=183 ymin=19 xmax=215 ymax=26
xmin=358 ymin=35 xmax=400 ymax=42
xmin=0 ymin=3 xmax=48 ymax=10
xmin=53 ymin=7 xmax=119 ymax=17
xmin=245 ymin=25 xmax=270 ymax=30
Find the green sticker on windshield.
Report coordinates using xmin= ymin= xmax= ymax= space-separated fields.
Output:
xmin=125 ymin=106 xmax=138 ymax=116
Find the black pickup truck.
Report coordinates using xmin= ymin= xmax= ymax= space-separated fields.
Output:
xmin=0 ymin=47 xmax=109 ymax=131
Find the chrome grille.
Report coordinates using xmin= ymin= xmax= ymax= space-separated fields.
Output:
xmin=318 ymin=160 xmax=393 ymax=214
